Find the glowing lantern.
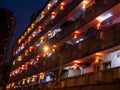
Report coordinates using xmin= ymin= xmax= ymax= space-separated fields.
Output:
xmin=10 ymin=73 xmax=12 ymax=77
xmin=27 ymin=78 xmax=30 ymax=83
xmin=17 ymin=56 xmax=22 ymax=61
xmin=21 ymin=65 xmax=25 ymax=70
xmin=95 ymin=56 xmax=100 ymax=63
xmin=43 ymin=46 xmax=50 ymax=53
xmin=30 ymin=59 xmax=34 ymax=65
xmin=32 ymin=77 xmax=36 ymax=82
xmin=18 ymin=39 xmax=21 ymax=44
xmin=38 ymin=25 xmax=42 ymax=30
xmin=31 ymin=23 xmax=35 ymax=28
xmin=52 ymin=45 xmax=57 ymax=52
xmin=25 ymin=50 xmax=29 ymax=56
xmin=28 ymin=36 xmax=32 ymax=42
xmin=81 ymin=0 xmax=88 ymax=11
xmin=32 ymin=31 xmax=36 ymax=37
xmin=51 ymin=11 xmax=56 ymax=19
xmin=27 ymin=28 xmax=31 ymax=33
xmin=29 ymin=46 xmax=33 ymax=52
xmin=73 ymin=30 xmax=81 ymax=39
xmin=22 ymin=79 xmax=26 ymax=85
xmin=36 ymin=55 xmax=41 ymax=61
xmin=11 ymin=83 xmax=15 ymax=87
xmin=47 ymin=3 xmax=52 ymax=10
xmin=60 ymin=2 xmax=65 ymax=10
xmin=24 ymin=32 xmax=27 ymax=36
xmin=21 ymin=36 xmax=24 ymax=40
xmin=73 ymin=63 xmax=79 ymax=70
xmin=39 ymin=73 xmax=45 ymax=80
xmin=41 ymin=11 xmax=45 ymax=17
xmin=96 ymin=22 xmax=101 ymax=30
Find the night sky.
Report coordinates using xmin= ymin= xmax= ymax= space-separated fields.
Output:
xmin=0 ymin=0 xmax=48 ymax=62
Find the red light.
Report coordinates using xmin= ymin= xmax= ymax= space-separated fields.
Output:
xmin=74 ymin=30 xmax=81 ymax=35
xmin=52 ymin=45 xmax=57 ymax=49
xmin=73 ymin=60 xmax=81 ymax=64
xmin=38 ymin=25 xmax=42 ymax=30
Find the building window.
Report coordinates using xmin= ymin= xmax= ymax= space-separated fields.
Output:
xmin=103 ymin=61 xmax=111 ymax=70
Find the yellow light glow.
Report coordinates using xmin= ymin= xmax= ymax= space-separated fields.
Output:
xmin=82 ymin=0 xmax=88 ymax=11
xmin=73 ymin=60 xmax=81 ymax=64
xmin=43 ymin=46 xmax=49 ymax=52
xmin=47 ymin=4 xmax=52 ymax=10
xmin=95 ymin=56 xmax=100 ymax=63
xmin=96 ymin=22 xmax=101 ymax=30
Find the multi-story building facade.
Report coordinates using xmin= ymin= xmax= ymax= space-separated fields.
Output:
xmin=7 ymin=0 xmax=120 ymax=90
xmin=0 ymin=7 xmax=15 ymax=89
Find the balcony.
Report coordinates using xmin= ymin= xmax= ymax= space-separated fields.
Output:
xmin=12 ymin=66 xmax=120 ymax=90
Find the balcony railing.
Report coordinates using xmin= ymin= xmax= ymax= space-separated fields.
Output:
xmin=12 ymin=66 xmax=120 ymax=90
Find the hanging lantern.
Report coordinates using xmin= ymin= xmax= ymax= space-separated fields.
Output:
xmin=47 ymin=3 xmax=52 ymax=10
xmin=96 ymin=22 xmax=101 ymax=30
xmin=95 ymin=56 xmax=100 ymax=63
xmin=11 ymin=83 xmax=15 ymax=87
xmin=29 ymin=46 xmax=33 ymax=52
xmin=10 ymin=73 xmax=12 ymax=77
xmin=73 ymin=63 xmax=79 ymax=70
xmin=27 ymin=78 xmax=30 ymax=83
xmin=21 ymin=36 xmax=24 ymax=40
xmin=32 ymin=31 xmax=36 ymax=37
xmin=18 ymin=39 xmax=21 ymax=44
xmin=27 ymin=28 xmax=31 ymax=33
xmin=32 ymin=77 xmax=36 ymax=82
xmin=43 ymin=46 xmax=50 ymax=53
xmin=22 ymin=79 xmax=26 ymax=85
xmin=81 ymin=0 xmax=88 ymax=11
xmin=38 ymin=25 xmax=42 ymax=30
xmin=52 ymin=45 xmax=57 ymax=52
xmin=41 ymin=11 xmax=45 ymax=17
xmin=73 ymin=30 xmax=81 ymax=39
xmin=28 ymin=36 xmax=32 ymax=42
xmin=25 ymin=50 xmax=29 ymax=56
xmin=36 ymin=55 xmax=41 ymax=61
xmin=51 ymin=11 xmax=56 ymax=19
xmin=60 ymin=2 xmax=65 ymax=10
xmin=30 ymin=59 xmax=34 ymax=65
xmin=39 ymin=73 xmax=45 ymax=80
xmin=17 ymin=56 xmax=22 ymax=61
xmin=31 ymin=23 xmax=35 ymax=28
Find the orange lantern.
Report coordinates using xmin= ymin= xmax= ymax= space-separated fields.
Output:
xmin=73 ymin=30 xmax=81 ymax=39
xmin=39 ymin=73 xmax=45 ymax=80
xmin=36 ymin=55 xmax=41 ymax=61
xmin=29 ymin=46 xmax=33 ymax=52
xmin=60 ymin=2 xmax=65 ymax=10
xmin=73 ymin=63 xmax=79 ymax=70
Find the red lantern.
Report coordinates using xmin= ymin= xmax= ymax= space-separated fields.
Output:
xmin=51 ymin=11 xmax=56 ymax=19
xmin=36 ymin=55 xmax=41 ymax=61
xmin=73 ymin=30 xmax=81 ymax=39
xmin=38 ymin=25 xmax=42 ymax=30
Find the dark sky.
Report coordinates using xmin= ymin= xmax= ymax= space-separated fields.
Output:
xmin=0 ymin=0 xmax=48 ymax=42
xmin=0 ymin=0 xmax=48 ymax=62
